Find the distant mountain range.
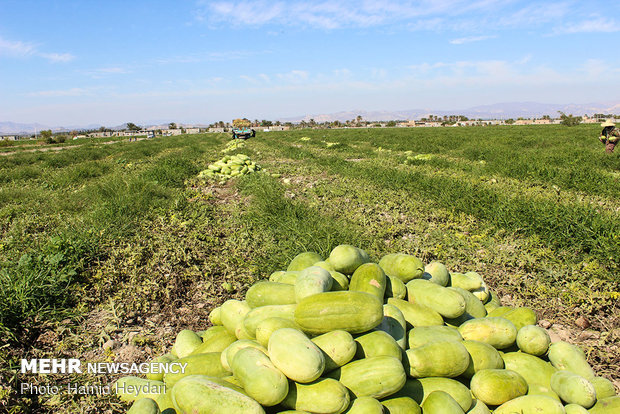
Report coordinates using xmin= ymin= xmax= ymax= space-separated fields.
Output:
xmin=0 ymin=122 xmax=208 ymax=136
xmin=0 ymin=121 xmax=108 ymax=135
xmin=283 ymin=101 xmax=620 ymax=123
xmin=2 ymin=101 xmax=619 ymax=134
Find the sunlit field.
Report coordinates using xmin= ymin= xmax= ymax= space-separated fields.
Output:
xmin=1 ymin=124 xmax=618 ymax=412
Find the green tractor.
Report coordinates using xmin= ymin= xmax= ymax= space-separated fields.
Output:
xmin=232 ymin=118 xmax=256 ymax=140
xmin=231 ymin=126 xmax=256 ymax=140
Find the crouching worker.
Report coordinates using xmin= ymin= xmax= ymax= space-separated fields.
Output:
xmin=599 ymin=119 xmax=619 ymax=153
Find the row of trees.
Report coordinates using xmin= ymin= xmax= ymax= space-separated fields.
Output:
xmin=126 ymin=112 xmax=604 ymax=131
xmin=421 ymin=115 xmax=470 ymax=123
xmin=30 ymin=110 xmax=604 ymax=143
xmin=97 ymin=111 xmax=597 ymax=134
xmin=211 ymin=119 xmax=282 ymax=128
xmin=591 ymin=113 xmax=620 ymax=119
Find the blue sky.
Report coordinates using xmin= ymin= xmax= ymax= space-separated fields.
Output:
xmin=1 ymin=0 xmax=619 ymax=126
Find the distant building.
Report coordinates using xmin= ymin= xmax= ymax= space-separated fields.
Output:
xmin=581 ymin=116 xmax=598 ymax=124
xmin=1 ymin=135 xmax=18 ymax=141
xmin=268 ymin=125 xmax=289 ymax=131
xmin=167 ymin=128 xmax=183 ymax=136
xmin=90 ymin=131 xmax=115 ymax=138
xmin=458 ymin=120 xmax=479 ymax=126
xmin=514 ymin=119 xmax=534 ymax=125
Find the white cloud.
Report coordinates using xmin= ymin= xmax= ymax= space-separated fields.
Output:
xmin=581 ymin=59 xmax=605 ymax=78
xmin=200 ymin=0 xmax=508 ymax=29
xmin=554 ymin=16 xmax=620 ymax=34
xmin=0 ymin=37 xmax=37 ymax=56
xmin=95 ymin=67 xmax=129 ymax=74
xmin=333 ymin=68 xmax=352 ymax=77
xmin=83 ymin=66 xmax=131 ymax=79
xmin=238 ymin=69 xmax=313 ymax=85
xmin=449 ymin=35 xmax=496 ymax=44
xmin=120 ymin=56 xmax=557 ymax=99
xmin=0 ymin=36 xmax=74 ymax=62
xmin=199 ymin=0 xmax=617 ymax=38
xmin=154 ymin=50 xmax=264 ymax=65
xmin=27 ymin=88 xmax=92 ymax=97
xmin=371 ymin=68 xmax=388 ymax=79
xmin=39 ymin=52 xmax=75 ymax=63
xmin=516 ymin=55 xmax=532 ymax=65
xmin=409 ymin=62 xmax=448 ymax=73
xmin=499 ymin=2 xmax=570 ymax=27
xmin=240 ymin=74 xmax=259 ymax=83
xmin=277 ymin=69 xmax=309 ymax=82
xmin=405 ymin=17 xmax=445 ymax=31
xmin=407 ymin=57 xmax=552 ymax=86
xmin=579 ymin=58 xmax=620 ymax=80
xmin=210 ymin=1 xmax=285 ymax=25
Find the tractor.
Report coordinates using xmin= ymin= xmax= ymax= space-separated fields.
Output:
xmin=231 ymin=118 xmax=256 ymax=140
xmin=231 ymin=126 xmax=255 ymax=140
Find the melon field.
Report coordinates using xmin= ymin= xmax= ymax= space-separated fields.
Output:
xmin=0 ymin=124 xmax=618 ymax=412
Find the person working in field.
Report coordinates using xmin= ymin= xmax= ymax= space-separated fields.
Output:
xmin=599 ymin=119 xmax=619 ymax=153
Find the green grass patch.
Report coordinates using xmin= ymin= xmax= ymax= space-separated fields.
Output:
xmin=256 ymin=130 xmax=619 ymax=273
xmin=235 ymin=173 xmax=365 ymax=269
xmin=0 ymin=134 xmax=223 ymax=341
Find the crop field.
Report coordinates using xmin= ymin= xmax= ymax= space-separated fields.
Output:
xmin=0 ymin=124 xmax=618 ymax=412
